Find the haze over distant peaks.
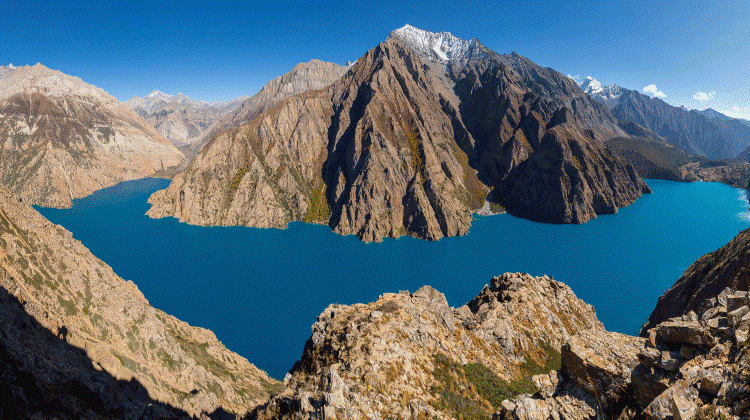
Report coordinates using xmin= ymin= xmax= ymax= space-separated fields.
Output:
xmin=126 ymin=90 xmax=249 ymax=115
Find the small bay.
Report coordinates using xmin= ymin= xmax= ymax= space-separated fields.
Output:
xmin=36 ymin=178 xmax=750 ymax=380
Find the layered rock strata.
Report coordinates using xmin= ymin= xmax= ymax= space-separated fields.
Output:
xmin=148 ymin=27 xmax=650 ymax=242
xmin=0 ymin=64 xmax=184 ymax=208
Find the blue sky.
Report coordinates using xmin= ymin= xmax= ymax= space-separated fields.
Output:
xmin=2 ymin=0 xmax=749 ymax=117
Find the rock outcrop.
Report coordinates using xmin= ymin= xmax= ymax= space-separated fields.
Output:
xmin=499 ymin=288 xmax=750 ymax=420
xmin=0 ymin=64 xmax=185 ymax=208
xmin=643 ymin=228 xmax=750 ymax=332
xmin=248 ymin=273 xmax=603 ymax=419
xmin=148 ymin=26 xmax=650 ymax=242
xmin=0 ymin=184 xmax=279 ymax=417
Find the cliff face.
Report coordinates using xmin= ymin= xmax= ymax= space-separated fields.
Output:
xmin=149 ymin=40 xmax=486 ymax=242
xmin=148 ymin=29 xmax=650 ymax=242
xmin=0 ymin=64 xmax=184 ymax=208
xmin=191 ymin=60 xmax=351 ymax=152
xmin=249 ymin=273 xmax=602 ymax=419
xmin=0 ymin=185 xmax=279 ymax=417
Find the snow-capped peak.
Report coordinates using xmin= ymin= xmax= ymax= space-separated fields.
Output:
xmin=125 ymin=90 xmax=250 ymax=114
xmin=579 ymin=76 xmax=603 ymax=95
xmin=7 ymin=64 xmax=15 ymax=69
xmin=575 ymin=75 xmax=626 ymax=102
xmin=388 ymin=24 xmax=483 ymax=65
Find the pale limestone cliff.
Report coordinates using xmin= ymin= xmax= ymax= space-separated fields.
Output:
xmin=0 ymin=64 xmax=184 ymax=208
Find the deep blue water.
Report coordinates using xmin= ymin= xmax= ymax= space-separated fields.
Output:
xmin=36 ymin=178 xmax=750 ymax=380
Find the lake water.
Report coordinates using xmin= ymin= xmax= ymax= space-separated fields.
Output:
xmin=36 ymin=178 xmax=750 ymax=380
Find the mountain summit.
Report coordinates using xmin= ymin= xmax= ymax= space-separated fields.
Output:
xmin=125 ymin=91 xmax=249 ymax=146
xmin=0 ymin=63 xmax=184 ymax=207
xmin=148 ymin=26 xmax=648 ymax=242
xmin=387 ymin=24 xmax=486 ymax=65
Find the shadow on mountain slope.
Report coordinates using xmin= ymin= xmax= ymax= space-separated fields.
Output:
xmin=0 ymin=284 xmax=237 ymax=419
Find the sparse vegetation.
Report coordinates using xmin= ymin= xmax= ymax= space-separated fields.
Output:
xmin=304 ymin=182 xmax=330 ymax=223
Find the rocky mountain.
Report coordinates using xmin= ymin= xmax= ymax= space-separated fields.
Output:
xmin=579 ymin=77 xmax=750 ymax=159
xmin=605 ymin=135 xmax=750 ymax=188
xmin=0 ymin=64 xmax=184 ymax=208
xmin=0 ymin=184 xmax=279 ymax=417
xmin=247 ymin=229 xmax=750 ymax=419
xmin=249 ymin=273 xmax=602 ymax=419
xmin=126 ymin=91 xmax=249 ymax=147
xmin=147 ymin=26 xmax=649 ymax=242
xmin=190 ymin=59 xmax=351 ymax=152
xmin=499 ymin=229 xmax=750 ymax=419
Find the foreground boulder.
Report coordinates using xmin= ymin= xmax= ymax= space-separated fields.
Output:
xmin=249 ymin=273 xmax=603 ymax=419
xmin=498 ymin=288 xmax=750 ymax=419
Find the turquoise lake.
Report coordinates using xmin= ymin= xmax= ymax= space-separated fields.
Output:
xmin=36 ymin=178 xmax=750 ymax=380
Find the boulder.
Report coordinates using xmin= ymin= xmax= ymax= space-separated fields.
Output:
xmin=655 ymin=320 xmax=713 ymax=346
xmin=643 ymin=381 xmax=698 ymax=420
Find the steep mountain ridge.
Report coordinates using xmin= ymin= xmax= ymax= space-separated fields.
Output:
xmin=579 ymin=76 xmax=750 ymax=159
xmin=148 ymin=27 xmax=649 ymax=241
xmin=0 ymin=184 xmax=279 ymax=417
xmin=190 ymin=59 xmax=350 ymax=152
xmin=0 ymin=64 xmax=184 ymax=208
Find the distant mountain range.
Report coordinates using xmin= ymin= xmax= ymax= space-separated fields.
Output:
xmin=147 ymin=25 xmax=649 ymax=242
xmin=577 ymin=76 xmax=750 ymax=160
xmin=125 ymin=91 xmax=248 ymax=147
xmin=0 ymin=63 xmax=184 ymax=207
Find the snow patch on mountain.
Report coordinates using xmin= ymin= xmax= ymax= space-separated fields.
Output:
xmin=576 ymin=75 xmax=625 ymax=101
xmin=388 ymin=24 xmax=486 ymax=66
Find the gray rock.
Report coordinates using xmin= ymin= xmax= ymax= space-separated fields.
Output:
xmin=655 ymin=320 xmax=713 ymax=346
xmin=728 ymin=305 xmax=750 ymax=327
xmin=658 ymin=351 xmax=681 ymax=371
xmin=671 ymin=392 xmax=697 ymax=420
xmin=699 ymin=368 xmax=724 ymax=396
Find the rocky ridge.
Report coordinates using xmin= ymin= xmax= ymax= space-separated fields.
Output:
xmin=579 ymin=77 xmax=750 ymax=159
xmin=0 ymin=184 xmax=279 ymax=417
xmin=643 ymin=228 xmax=750 ymax=332
xmin=190 ymin=60 xmax=350 ymax=152
xmin=126 ymin=91 xmax=249 ymax=147
xmin=249 ymin=273 xmax=603 ymax=419
xmin=148 ymin=27 xmax=650 ymax=242
xmin=499 ymin=287 xmax=750 ymax=419
xmin=0 ymin=64 xmax=185 ymax=208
